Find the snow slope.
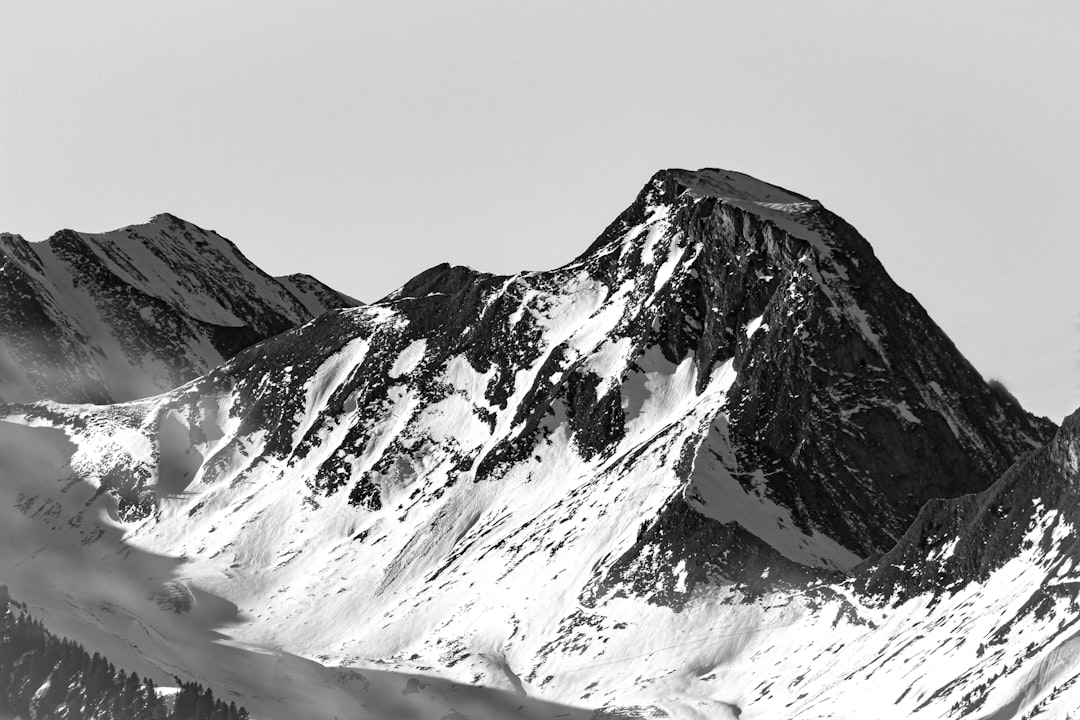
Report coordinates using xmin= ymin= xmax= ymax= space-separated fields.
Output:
xmin=0 ymin=418 xmax=594 ymax=720
xmin=0 ymin=168 xmax=1063 ymax=719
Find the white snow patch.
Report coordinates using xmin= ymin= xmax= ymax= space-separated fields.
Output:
xmin=582 ymin=337 xmax=634 ymax=389
xmin=745 ymin=315 xmax=766 ymax=338
xmin=388 ymin=339 xmax=427 ymax=379
xmin=894 ymin=400 xmax=921 ymax=424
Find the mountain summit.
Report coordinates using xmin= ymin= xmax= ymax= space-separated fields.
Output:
xmin=0 ymin=169 xmax=1064 ymax=719
xmin=0 ymin=214 xmax=358 ymax=404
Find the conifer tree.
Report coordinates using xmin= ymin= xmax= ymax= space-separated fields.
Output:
xmin=0 ymin=587 xmax=246 ymax=720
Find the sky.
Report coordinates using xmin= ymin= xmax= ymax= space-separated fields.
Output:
xmin=2 ymin=2 xmax=1078 ymax=421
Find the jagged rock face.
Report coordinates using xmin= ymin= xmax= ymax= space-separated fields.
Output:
xmin=597 ymin=170 xmax=1052 ymax=560
xmin=0 ymin=214 xmax=357 ymax=404
xmin=0 ymin=169 xmax=1063 ymax=719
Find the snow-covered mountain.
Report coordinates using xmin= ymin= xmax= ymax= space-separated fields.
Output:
xmin=1 ymin=169 xmax=1070 ymax=719
xmin=0 ymin=213 xmax=358 ymax=405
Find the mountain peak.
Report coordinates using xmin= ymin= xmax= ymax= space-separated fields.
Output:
xmin=146 ymin=211 xmax=187 ymax=224
xmin=136 ymin=212 xmax=208 ymax=235
xmin=659 ymin=167 xmax=811 ymax=204
xmin=576 ymin=167 xmax=839 ymax=269
xmin=0 ymin=213 xmax=358 ymax=404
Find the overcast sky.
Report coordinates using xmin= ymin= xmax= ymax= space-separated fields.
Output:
xmin=2 ymin=2 xmax=1078 ymax=421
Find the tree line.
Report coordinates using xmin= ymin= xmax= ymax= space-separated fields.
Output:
xmin=0 ymin=584 xmax=249 ymax=720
